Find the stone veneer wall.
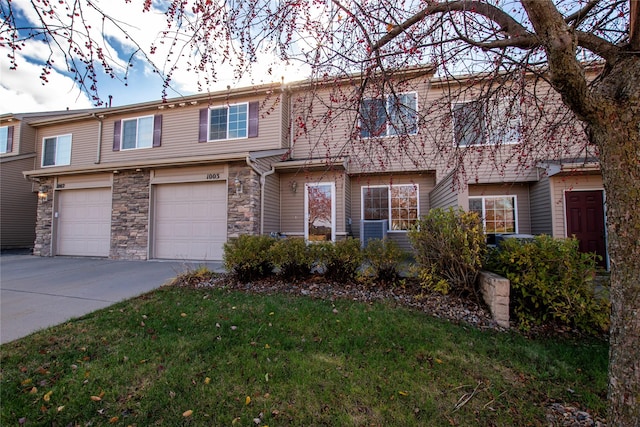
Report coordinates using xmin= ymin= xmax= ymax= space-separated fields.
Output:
xmin=33 ymin=178 xmax=55 ymax=256
xmin=110 ymin=170 xmax=150 ymax=260
xmin=227 ymin=163 xmax=261 ymax=238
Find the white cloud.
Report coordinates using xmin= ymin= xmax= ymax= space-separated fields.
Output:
xmin=0 ymin=51 xmax=93 ymax=114
xmin=2 ymin=0 xmax=312 ymax=113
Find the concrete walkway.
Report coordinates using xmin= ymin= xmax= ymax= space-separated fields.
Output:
xmin=0 ymin=254 xmax=223 ymax=345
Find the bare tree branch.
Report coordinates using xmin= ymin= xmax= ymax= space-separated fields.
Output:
xmin=373 ymin=1 xmax=535 ymax=53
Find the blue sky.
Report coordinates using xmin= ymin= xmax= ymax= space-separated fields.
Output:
xmin=0 ymin=0 xmax=301 ymax=114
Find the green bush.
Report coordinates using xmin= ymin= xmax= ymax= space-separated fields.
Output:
xmin=362 ymin=239 xmax=407 ymax=286
xmin=485 ymin=235 xmax=609 ymax=334
xmin=408 ymin=207 xmax=486 ymax=295
xmin=315 ymin=238 xmax=363 ymax=282
xmin=223 ymin=234 xmax=275 ymax=282
xmin=270 ymin=237 xmax=315 ymax=280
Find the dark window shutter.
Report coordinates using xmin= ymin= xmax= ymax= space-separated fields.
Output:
xmin=153 ymin=114 xmax=162 ymax=147
xmin=199 ymin=108 xmax=209 ymax=142
xmin=6 ymin=125 xmax=14 ymax=152
xmin=248 ymin=101 xmax=259 ymax=138
xmin=113 ymin=120 xmax=121 ymax=151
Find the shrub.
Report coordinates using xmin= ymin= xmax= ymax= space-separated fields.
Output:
xmin=223 ymin=234 xmax=275 ymax=282
xmin=315 ymin=238 xmax=363 ymax=282
xmin=485 ymin=235 xmax=609 ymax=334
xmin=362 ymin=239 xmax=407 ymax=286
xmin=408 ymin=207 xmax=486 ymax=295
xmin=270 ymin=237 xmax=315 ymax=280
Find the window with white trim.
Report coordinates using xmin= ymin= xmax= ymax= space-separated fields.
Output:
xmin=209 ymin=103 xmax=248 ymax=140
xmin=121 ymin=115 xmax=154 ymax=149
xmin=0 ymin=126 xmax=12 ymax=154
xmin=362 ymin=184 xmax=419 ymax=231
xmin=469 ymin=196 xmax=517 ymax=235
xmin=113 ymin=115 xmax=161 ymax=151
xmin=42 ymin=134 xmax=72 ymax=167
xmin=360 ymin=92 xmax=417 ymax=138
xmin=452 ymin=99 xmax=520 ymax=146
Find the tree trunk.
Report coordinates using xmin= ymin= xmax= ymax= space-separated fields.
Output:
xmin=589 ymin=56 xmax=640 ymax=426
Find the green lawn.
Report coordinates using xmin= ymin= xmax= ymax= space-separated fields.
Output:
xmin=1 ymin=284 xmax=608 ymax=426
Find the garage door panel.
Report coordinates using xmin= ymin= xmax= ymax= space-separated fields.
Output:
xmin=153 ymin=182 xmax=226 ymax=261
xmin=57 ymin=188 xmax=111 ymax=257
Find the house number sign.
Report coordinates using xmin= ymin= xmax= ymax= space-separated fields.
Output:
xmin=206 ymin=173 xmax=221 ymax=180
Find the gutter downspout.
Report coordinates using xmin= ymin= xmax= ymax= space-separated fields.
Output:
xmin=246 ymin=156 xmax=276 ymax=235
xmin=92 ymin=113 xmax=103 ymax=164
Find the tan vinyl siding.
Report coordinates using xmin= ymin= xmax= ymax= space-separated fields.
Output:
xmin=99 ymin=94 xmax=284 ymax=165
xmin=429 ymin=172 xmax=460 ymax=209
xmin=281 ymin=93 xmax=290 ymax=149
xmin=530 ymin=171 xmax=553 ymax=235
xmin=550 ymin=174 xmax=604 ymax=239
xmin=0 ymin=156 xmax=37 ymax=248
xmin=279 ymin=172 xmax=305 ymax=237
xmin=279 ymin=170 xmax=348 ymax=239
xmin=262 ymin=172 xmax=281 ymax=234
xmin=36 ymin=121 xmax=98 ymax=168
xmin=290 ymin=74 xmax=582 ymax=186
xmin=344 ymin=175 xmax=353 ymax=237
xmin=468 ymin=183 xmax=531 ymax=234
xmin=18 ymin=121 xmax=37 ymax=154
xmin=350 ymin=173 xmax=435 ymax=251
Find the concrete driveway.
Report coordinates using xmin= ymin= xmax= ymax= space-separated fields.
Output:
xmin=0 ymin=254 xmax=223 ymax=345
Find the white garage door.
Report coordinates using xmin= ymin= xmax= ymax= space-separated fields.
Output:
xmin=57 ymin=188 xmax=112 ymax=257
xmin=153 ymin=182 xmax=227 ymax=260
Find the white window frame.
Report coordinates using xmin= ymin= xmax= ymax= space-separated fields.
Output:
xmin=452 ymin=99 xmax=521 ymax=147
xmin=469 ymin=195 xmax=518 ymax=235
xmin=41 ymin=134 xmax=72 ymax=167
xmin=360 ymin=92 xmax=418 ymax=138
xmin=208 ymin=102 xmax=249 ymax=141
xmin=121 ymin=115 xmax=154 ymax=150
xmin=0 ymin=126 xmax=9 ymax=154
xmin=304 ymin=182 xmax=336 ymax=243
xmin=361 ymin=184 xmax=420 ymax=232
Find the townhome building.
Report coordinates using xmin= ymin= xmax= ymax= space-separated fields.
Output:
xmin=20 ymin=67 xmax=607 ymax=267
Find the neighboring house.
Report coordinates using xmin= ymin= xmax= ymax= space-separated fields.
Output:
xmin=22 ymin=68 xmax=607 ymax=267
xmin=0 ymin=113 xmax=38 ymax=250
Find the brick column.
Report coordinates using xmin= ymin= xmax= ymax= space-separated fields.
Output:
xmin=110 ymin=170 xmax=150 ymax=260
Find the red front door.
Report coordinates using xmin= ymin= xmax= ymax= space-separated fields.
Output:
xmin=565 ymin=190 xmax=606 ymax=267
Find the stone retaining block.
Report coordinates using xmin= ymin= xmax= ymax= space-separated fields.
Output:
xmin=478 ymin=270 xmax=510 ymax=328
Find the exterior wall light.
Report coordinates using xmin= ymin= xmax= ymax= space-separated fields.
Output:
xmin=234 ymin=177 xmax=243 ymax=194
xmin=37 ymin=188 xmax=48 ymax=202
xmin=291 ymin=180 xmax=298 ymax=193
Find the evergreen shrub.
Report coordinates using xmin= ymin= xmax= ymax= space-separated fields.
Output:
xmin=270 ymin=237 xmax=315 ymax=280
xmin=223 ymin=234 xmax=275 ymax=282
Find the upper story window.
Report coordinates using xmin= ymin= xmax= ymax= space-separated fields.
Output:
xmin=360 ymin=92 xmax=418 ymax=138
xmin=199 ymin=101 xmax=259 ymax=142
xmin=0 ymin=126 xmax=13 ymax=154
xmin=362 ymin=184 xmax=419 ymax=231
xmin=42 ymin=134 xmax=72 ymax=167
xmin=452 ymin=99 xmax=521 ymax=147
xmin=469 ymin=196 xmax=518 ymax=237
xmin=113 ymin=115 xmax=162 ymax=151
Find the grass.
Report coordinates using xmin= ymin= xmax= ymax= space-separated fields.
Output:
xmin=1 ymin=284 xmax=608 ymax=426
